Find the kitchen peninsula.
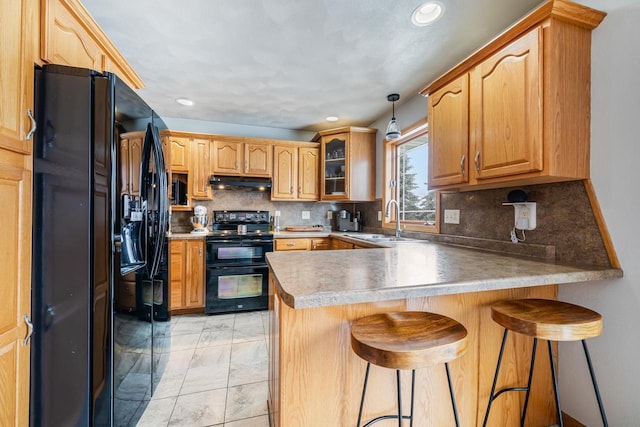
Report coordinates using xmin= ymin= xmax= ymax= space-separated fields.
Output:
xmin=266 ymin=241 xmax=622 ymax=426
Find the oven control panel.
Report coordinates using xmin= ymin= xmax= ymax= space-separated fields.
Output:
xmin=213 ymin=210 xmax=269 ymax=224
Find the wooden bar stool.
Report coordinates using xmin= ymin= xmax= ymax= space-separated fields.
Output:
xmin=350 ymin=311 xmax=468 ymax=427
xmin=482 ymin=299 xmax=608 ymax=427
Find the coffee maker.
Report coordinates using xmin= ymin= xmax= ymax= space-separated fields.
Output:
xmin=337 ymin=209 xmax=361 ymax=232
xmin=190 ymin=205 xmax=209 ymax=233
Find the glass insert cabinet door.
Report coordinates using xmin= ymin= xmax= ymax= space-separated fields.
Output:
xmin=323 ymin=135 xmax=347 ymax=197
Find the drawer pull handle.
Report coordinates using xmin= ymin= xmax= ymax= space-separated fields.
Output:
xmin=287 ymin=242 xmax=296 ymax=246
xmin=23 ymin=314 xmax=34 ymax=346
xmin=460 ymin=154 xmax=465 ymax=174
xmin=474 ymin=151 xmax=481 ymax=171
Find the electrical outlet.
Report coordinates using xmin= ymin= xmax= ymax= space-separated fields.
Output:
xmin=327 ymin=210 xmax=333 ymax=220
xmin=302 ymin=211 xmax=310 ymax=219
xmin=377 ymin=211 xmax=382 ymax=221
xmin=444 ymin=209 xmax=460 ymax=224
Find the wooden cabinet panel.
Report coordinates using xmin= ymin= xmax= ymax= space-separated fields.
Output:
xmin=170 ymin=137 xmax=190 ymax=172
xmin=471 ymin=27 xmax=543 ymax=180
xmin=316 ymin=127 xmax=376 ymax=202
xmin=428 ymin=74 xmax=469 ymax=187
xmin=185 ymin=240 xmax=205 ymax=308
xmin=213 ymin=140 xmax=242 ymax=175
xmin=128 ymin=138 xmax=142 ymax=195
xmin=310 ymin=238 xmax=330 ymax=250
xmin=274 ymin=238 xmax=310 ymax=251
xmin=119 ymin=137 xmax=142 ymax=195
xmin=272 ymin=144 xmax=320 ymax=201
xmin=0 ymin=149 xmax=32 ymax=427
xmin=41 ymin=0 xmax=103 ymax=70
xmin=41 ymin=0 xmax=144 ymax=89
xmin=245 ymin=143 xmax=272 ymax=176
xmin=169 ymin=239 xmax=205 ymax=311
xmin=272 ymin=146 xmax=297 ymax=200
xmin=298 ymin=147 xmax=320 ymax=200
xmin=169 ymin=240 xmax=185 ymax=310
xmin=0 ymin=0 xmax=34 ymax=154
xmin=191 ymin=138 xmax=212 ymax=200
xmin=422 ymin=3 xmax=604 ymax=191
xmin=330 ymin=238 xmax=354 ymax=250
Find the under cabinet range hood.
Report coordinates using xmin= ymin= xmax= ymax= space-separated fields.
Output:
xmin=210 ymin=175 xmax=272 ymax=191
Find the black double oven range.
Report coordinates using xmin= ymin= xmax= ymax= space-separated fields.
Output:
xmin=205 ymin=210 xmax=273 ymax=314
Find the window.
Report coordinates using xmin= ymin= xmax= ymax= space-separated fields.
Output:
xmin=383 ymin=119 xmax=439 ymax=233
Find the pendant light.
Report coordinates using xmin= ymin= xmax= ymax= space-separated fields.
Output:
xmin=385 ymin=93 xmax=401 ymax=140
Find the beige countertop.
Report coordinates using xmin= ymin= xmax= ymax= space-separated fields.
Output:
xmin=266 ymin=240 xmax=623 ymax=309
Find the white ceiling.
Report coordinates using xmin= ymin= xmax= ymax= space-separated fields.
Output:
xmin=82 ymin=0 xmax=553 ymax=132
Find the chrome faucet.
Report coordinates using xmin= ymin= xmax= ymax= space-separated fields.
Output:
xmin=385 ymin=199 xmax=402 ymax=238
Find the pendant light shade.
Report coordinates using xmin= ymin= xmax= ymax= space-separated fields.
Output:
xmin=385 ymin=94 xmax=401 ymax=140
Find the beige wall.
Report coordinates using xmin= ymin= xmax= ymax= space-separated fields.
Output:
xmin=558 ymin=1 xmax=640 ymax=423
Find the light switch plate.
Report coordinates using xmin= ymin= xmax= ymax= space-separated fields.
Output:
xmin=444 ymin=209 xmax=460 ymax=224
xmin=377 ymin=211 xmax=382 ymax=221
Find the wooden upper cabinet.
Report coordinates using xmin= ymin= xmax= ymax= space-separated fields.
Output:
xmin=272 ymin=146 xmax=297 ymax=200
xmin=0 ymin=0 xmax=35 ymax=154
xmin=298 ymin=147 xmax=320 ymax=200
xmin=421 ymin=0 xmax=606 ymax=190
xmin=315 ymin=127 xmax=376 ymax=202
xmin=212 ymin=140 xmax=272 ymax=176
xmin=245 ymin=143 xmax=272 ymax=176
xmin=428 ymin=74 xmax=469 ymax=187
xmin=170 ymin=137 xmax=190 ymax=172
xmin=41 ymin=0 xmax=144 ymax=89
xmin=271 ymin=144 xmax=320 ymax=201
xmin=470 ymin=28 xmax=542 ymax=180
xmin=212 ymin=140 xmax=243 ymax=175
xmin=191 ymin=138 xmax=212 ymax=200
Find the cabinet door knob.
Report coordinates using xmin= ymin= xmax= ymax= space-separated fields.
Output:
xmin=474 ymin=151 xmax=481 ymax=171
xmin=26 ymin=109 xmax=37 ymax=140
xmin=298 ymin=186 xmax=302 ymax=195
xmin=460 ymin=154 xmax=466 ymax=174
xmin=290 ymin=186 xmax=294 ymax=194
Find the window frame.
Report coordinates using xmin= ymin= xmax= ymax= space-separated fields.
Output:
xmin=382 ymin=118 xmax=440 ymax=234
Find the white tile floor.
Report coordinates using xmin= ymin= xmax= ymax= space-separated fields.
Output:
xmin=116 ymin=311 xmax=270 ymax=427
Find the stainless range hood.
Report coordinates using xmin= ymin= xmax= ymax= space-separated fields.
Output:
xmin=210 ymin=175 xmax=272 ymax=191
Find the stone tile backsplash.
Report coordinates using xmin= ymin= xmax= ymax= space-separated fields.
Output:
xmin=171 ymin=180 xmax=611 ymax=267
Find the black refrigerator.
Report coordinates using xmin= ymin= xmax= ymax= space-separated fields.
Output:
xmin=31 ymin=64 xmax=168 ymax=426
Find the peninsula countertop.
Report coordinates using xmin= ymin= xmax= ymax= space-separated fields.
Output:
xmin=266 ymin=241 xmax=623 ymax=309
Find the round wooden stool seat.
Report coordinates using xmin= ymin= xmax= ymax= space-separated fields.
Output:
xmin=350 ymin=311 xmax=468 ymax=370
xmin=491 ymin=298 xmax=602 ymax=341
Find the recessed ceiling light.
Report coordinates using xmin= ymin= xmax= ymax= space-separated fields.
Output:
xmin=411 ymin=1 xmax=444 ymax=27
xmin=326 ymin=116 xmax=339 ymax=122
xmin=176 ymin=98 xmax=194 ymax=106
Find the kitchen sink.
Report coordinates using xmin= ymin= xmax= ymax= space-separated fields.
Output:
xmin=343 ymin=234 xmax=416 ymax=243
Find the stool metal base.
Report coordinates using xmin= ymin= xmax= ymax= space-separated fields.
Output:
xmin=482 ymin=329 xmax=609 ymax=427
xmin=357 ymin=362 xmax=461 ymax=427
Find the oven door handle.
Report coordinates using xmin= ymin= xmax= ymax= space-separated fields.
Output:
xmin=207 ymin=264 xmax=268 ymax=270
xmin=244 ymin=239 xmax=273 ymax=243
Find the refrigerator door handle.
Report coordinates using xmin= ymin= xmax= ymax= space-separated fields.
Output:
xmin=23 ymin=314 xmax=33 ymax=346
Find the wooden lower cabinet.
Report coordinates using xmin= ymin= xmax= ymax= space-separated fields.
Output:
xmin=0 ymin=149 xmax=32 ymax=427
xmin=268 ymin=284 xmax=558 ymax=426
xmin=274 ymin=238 xmax=311 ymax=251
xmin=275 ymin=237 xmax=331 ymax=251
xmin=330 ymin=238 xmax=354 ymax=250
xmin=169 ymin=239 xmax=205 ymax=312
xmin=310 ymin=238 xmax=330 ymax=250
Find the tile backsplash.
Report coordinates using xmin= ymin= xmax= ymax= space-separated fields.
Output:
xmin=171 ymin=180 xmax=611 ymax=268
